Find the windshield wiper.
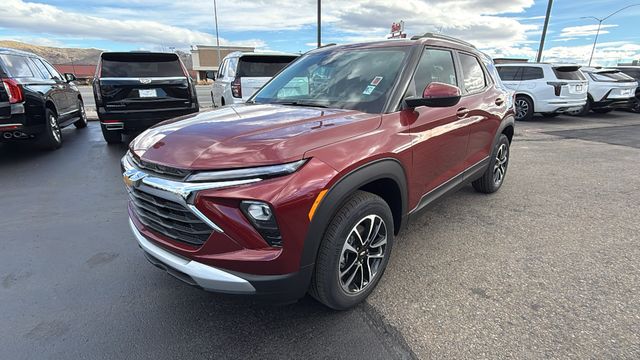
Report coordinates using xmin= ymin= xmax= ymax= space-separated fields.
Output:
xmin=273 ymin=101 xmax=328 ymax=108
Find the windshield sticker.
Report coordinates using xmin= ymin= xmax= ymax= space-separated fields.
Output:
xmin=370 ymin=76 xmax=383 ymax=86
xmin=363 ymin=85 xmax=376 ymax=95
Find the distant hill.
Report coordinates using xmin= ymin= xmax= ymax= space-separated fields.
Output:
xmin=0 ymin=40 xmax=193 ymax=68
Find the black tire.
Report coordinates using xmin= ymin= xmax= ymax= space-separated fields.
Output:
xmin=101 ymin=124 xmax=122 ymax=144
xmin=592 ymin=108 xmax=612 ymax=114
xmin=39 ymin=108 xmax=62 ymax=150
xmin=515 ymin=96 xmax=534 ymax=121
xmin=472 ymin=134 xmax=510 ymax=194
xmin=541 ymin=113 xmax=559 ymax=118
xmin=74 ymin=99 xmax=88 ymax=129
xmin=632 ymin=100 xmax=640 ymax=113
xmin=309 ymin=191 xmax=394 ymax=310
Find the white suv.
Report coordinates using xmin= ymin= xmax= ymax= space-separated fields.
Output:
xmin=571 ymin=67 xmax=638 ymax=115
xmin=210 ymin=52 xmax=298 ymax=107
xmin=496 ymin=63 xmax=588 ymax=121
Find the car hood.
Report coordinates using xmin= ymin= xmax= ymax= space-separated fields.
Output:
xmin=130 ymin=104 xmax=381 ymax=170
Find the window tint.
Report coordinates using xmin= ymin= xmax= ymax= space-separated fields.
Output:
xmin=521 ymin=67 xmax=544 ymax=80
xmin=459 ymin=53 xmax=486 ymax=93
xmin=0 ymin=55 xmax=35 ymax=78
xmin=237 ymin=56 xmax=298 ymax=77
xmin=32 ymin=58 xmax=56 ymax=80
xmin=497 ymin=66 xmax=522 ymax=81
xmin=42 ymin=60 xmax=63 ymax=80
xmin=100 ymin=53 xmax=184 ymax=77
xmin=412 ymin=48 xmax=457 ymax=94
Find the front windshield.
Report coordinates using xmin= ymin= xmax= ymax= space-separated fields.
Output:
xmin=252 ymin=47 xmax=411 ymax=114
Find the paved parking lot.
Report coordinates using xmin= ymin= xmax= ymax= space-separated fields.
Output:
xmin=1 ymin=110 xmax=639 ymax=359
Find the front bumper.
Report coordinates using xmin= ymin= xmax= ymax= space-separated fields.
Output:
xmin=130 ymin=219 xmax=256 ymax=293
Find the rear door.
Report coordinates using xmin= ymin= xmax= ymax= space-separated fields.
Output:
xmin=31 ymin=57 xmax=72 ymax=114
xmin=98 ymin=53 xmax=192 ymax=112
xmin=237 ymin=55 xmax=298 ymax=100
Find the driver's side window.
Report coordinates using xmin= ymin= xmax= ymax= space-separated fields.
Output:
xmin=412 ymin=48 xmax=457 ymax=95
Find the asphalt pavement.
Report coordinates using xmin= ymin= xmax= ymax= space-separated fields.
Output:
xmin=1 ymin=110 xmax=639 ymax=359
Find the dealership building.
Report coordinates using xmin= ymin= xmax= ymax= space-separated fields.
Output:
xmin=191 ymin=45 xmax=255 ymax=81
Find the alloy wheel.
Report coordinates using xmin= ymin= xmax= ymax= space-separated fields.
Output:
xmin=50 ymin=114 xmax=61 ymax=143
xmin=79 ymin=102 xmax=87 ymax=124
xmin=338 ymin=214 xmax=388 ymax=294
xmin=493 ymin=143 xmax=508 ymax=185
xmin=515 ymin=99 xmax=529 ymax=120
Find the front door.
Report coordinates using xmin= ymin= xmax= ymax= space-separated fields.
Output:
xmin=409 ymin=47 xmax=470 ymax=198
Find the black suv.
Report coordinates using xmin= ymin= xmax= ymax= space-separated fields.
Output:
xmin=93 ymin=52 xmax=199 ymax=144
xmin=0 ymin=48 xmax=88 ymax=150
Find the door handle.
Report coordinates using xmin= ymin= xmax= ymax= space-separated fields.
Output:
xmin=495 ymin=98 xmax=504 ymax=106
xmin=456 ymin=108 xmax=470 ymax=118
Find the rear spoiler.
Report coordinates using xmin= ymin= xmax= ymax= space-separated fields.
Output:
xmin=553 ymin=65 xmax=581 ymax=72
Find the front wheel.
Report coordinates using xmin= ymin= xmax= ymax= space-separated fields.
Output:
xmin=309 ymin=191 xmax=394 ymax=310
xmin=472 ymin=134 xmax=510 ymax=194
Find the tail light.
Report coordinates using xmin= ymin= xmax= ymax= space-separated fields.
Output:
xmin=547 ymin=81 xmax=567 ymax=96
xmin=2 ymin=78 xmax=24 ymax=104
xmin=231 ymin=77 xmax=242 ymax=98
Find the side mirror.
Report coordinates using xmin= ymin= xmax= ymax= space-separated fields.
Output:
xmin=64 ymin=73 xmax=77 ymax=83
xmin=404 ymin=82 xmax=461 ymax=108
xmin=205 ymin=71 xmax=215 ymax=80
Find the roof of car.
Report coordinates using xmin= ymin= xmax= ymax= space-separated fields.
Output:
xmin=306 ymin=34 xmax=480 ymax=55
xmin=496 ymin=62 xmax=582 ymax=68
xmin=0 ymin=47 xmax=39 ymax=57
xmin=225 ymin=51 xmax=299 ymax=58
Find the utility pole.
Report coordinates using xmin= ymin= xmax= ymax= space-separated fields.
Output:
xmin=213 ymin=0 xmax=222 ymax=71
xmin=582 ymin=4 xmax=640 ymax=66
xmin=536 ymin=0 xmax=553 ymax=62
xmin=317 ymin=0 xmax=322 ymax=48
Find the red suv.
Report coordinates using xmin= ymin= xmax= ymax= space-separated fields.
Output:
xmin=122 ymin=34 xmax=515 ymax=310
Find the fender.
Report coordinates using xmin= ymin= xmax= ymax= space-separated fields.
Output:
xmin=492 ymin=114 xmax=515 ymax=150
xmin=299 ymin=158 xmax=408 ymax=268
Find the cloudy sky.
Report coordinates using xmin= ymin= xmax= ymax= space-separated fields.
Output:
xmin=1 ymin=0 xmax=639 ymax=66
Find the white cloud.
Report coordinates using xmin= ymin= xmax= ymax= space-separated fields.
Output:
xmin=0 ymin=0 xmax=265 ymax=49
xmin=559 ymin=24 xmax=618 ymax=38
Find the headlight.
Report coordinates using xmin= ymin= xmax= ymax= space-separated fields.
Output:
xmin=186 ymin=159 xmax=308 ymax=182
xmin=240 ymin=201 xmax=282 ymax=247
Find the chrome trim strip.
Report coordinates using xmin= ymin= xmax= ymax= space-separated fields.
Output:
xmin=129 ymin=219 xmax=256 ymax=293
xmin=122 ymin=154 xmax=260 ymax=233
xmin=0 ymin=123 xmax=23 ymax=128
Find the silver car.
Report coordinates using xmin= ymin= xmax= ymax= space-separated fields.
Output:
xmin=210 ymin=52 xmax=298 ymax=107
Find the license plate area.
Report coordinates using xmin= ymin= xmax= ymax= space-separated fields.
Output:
xmin=139 ymin=89 xmax=158 ymax=98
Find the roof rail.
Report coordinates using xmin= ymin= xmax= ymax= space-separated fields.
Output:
xmin=410 ymin=33 xmax=476 ymax=48
xmin=319 ymin=43 xmax=337 ymax=48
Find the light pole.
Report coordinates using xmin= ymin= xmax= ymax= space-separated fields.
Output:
xmin=317 ymin=0 xmax=321 ymax=48
xmin=213 ymin=0 xmax=222 ymax=71
xmin=582 ymin=4 xmax=640 ymax=66
xmin=536 ymin=0 xmax=554 ymax=63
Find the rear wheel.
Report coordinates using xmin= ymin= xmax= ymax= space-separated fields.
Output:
xmin=515 ymin=96 xmax=533 ymax=121
xmin=309 ymin=191 xmax=394 ymax=310
xmin=101 ymin=124 xmax=122 ymax=144
xmin=74 ymin=99 xmax=88 ymax=129
xmin=632 ymin=99 xmax=640 ymax=113
xmin=39 ymin=108 xmax=62 ymax=150
xmin=472 ymin=134 xmax=510 ymax=194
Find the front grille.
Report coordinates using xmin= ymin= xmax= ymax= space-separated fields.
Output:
xmin=130 ymin=155 xmax=191 ymax=180
xmin=129 ymin=187 xmax=212 ymax=246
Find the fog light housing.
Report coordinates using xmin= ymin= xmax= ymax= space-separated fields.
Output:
xmin=240 ymin=201 xmax=282 ymax=247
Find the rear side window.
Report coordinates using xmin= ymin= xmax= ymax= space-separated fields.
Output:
xmin=100 ymin=53 xmax=184 ymax=77
xmin=459 ymin=53 xmax=486 ymax=93
xmin=225 ymin=57 xmax=238 ymax=78
xmin=0 ymin=54 xmax=35 ymax=78
xmin=497 ymin=66 xmax=522 ymax=81
xmin=553 ymin=67 xmax=585 ymax=80
xmin=521 ymin=67 xmax=544 ymax=80
xmin=413 ymin=48 xmax=457 ymax=93
xmin=237 ymin=56 xmax=297 ymax=77
xmin=31 ymin=58 xmax=55 ymax=80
